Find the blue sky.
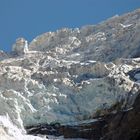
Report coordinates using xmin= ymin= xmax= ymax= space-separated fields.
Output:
xmin=0 ymin=0 xmax=140 ymax=52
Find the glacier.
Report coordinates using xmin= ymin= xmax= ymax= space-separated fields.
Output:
xmin=0 ymin=8 xmax=140 ymax=139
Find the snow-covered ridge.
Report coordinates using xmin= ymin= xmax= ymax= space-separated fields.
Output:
xmin=0 ymin=8 xmax=140 ymax=139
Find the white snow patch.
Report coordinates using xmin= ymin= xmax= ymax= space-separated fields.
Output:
xmin=119 ymin=23 xmax=133 ymax=28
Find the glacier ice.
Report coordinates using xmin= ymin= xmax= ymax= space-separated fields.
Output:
xmin=0 ymin=8 xmax=140 ymax=139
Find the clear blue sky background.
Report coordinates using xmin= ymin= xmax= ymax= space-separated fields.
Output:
xmin=0 ymin=0 xmax=140 ymax=52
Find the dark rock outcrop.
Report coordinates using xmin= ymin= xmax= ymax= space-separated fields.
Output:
xmin=101 ymin=93 xmax=140 ymax=140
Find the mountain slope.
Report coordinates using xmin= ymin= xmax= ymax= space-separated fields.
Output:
xmin=0 ymin=8 xmax=140 ymax=140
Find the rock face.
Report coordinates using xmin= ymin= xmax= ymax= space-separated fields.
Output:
xmin=0 ymin=8 xmax=140 ymax=140
xmin=101 ymin=93 xmax=140 ymax=140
